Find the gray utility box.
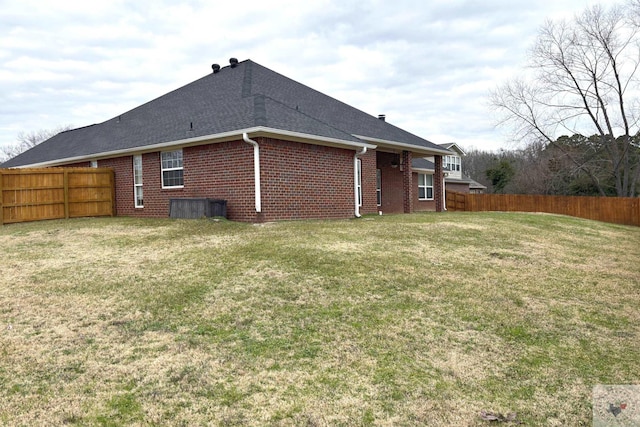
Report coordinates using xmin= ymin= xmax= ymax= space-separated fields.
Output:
xmin=169 ymin=198 xmax=227 ymax=219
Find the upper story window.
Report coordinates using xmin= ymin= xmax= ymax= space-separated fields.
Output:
xmin=443 ymin=155 xmax=461 ymax=172
xmin=161 ymin=149 xmax=184 ymax=188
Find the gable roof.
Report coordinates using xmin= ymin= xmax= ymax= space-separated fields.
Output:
xmin=4 ymin=59 xmax=450 ymax=168
xmin=439 ymin=142 xmax=465 ymax=156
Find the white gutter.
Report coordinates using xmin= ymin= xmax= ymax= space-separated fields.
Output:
xmin=442 ymin=175 xmax=447 ymax=211
xmin=354 ymin=146 xmax=367 ymax=218
xmin=353 ymin=134 xmax=454 ymax=156
xmin=13 ymin=126 xmax=376 ymax=169
xmin=242 ymin=133 xmax=262 ymax=213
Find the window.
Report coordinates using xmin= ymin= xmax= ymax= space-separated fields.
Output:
xmin=444 ymin=155 xmax=460 ymax=172
xmin=90 ymin=160 xmax=98 ymax=168
xmin=133 ymin=155 xmax=143 ymax=208
xmin=161 ymin=150 xmax=184 ymax=188
xmin=357 ymin=158 xmax=362 ymax=207
xmin=376 ymin=169 xmax=382 ymax=206
xmin=418 ymin=173 xmax=434 ymax=200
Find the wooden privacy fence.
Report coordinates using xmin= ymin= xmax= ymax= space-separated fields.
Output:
xmin=446 ymin=192 xmax=640 ymax=227
xmin=0 ymin=168 xmax=115 ymax=225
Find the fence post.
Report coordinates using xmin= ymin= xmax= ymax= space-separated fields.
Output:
xmin=63 ymin=170 xmax=69 ymax=219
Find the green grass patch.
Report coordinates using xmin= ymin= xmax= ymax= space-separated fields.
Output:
xmin=0 ymin=213 xmax=638 ymax=425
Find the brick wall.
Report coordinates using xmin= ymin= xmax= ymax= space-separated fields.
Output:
xmin=445 ymin=182 xmax=470 ymax=194
xmin=376 ymin=151 xmax=405 ymax=214
xmin=402 ymin=150 xmax=413 ymax=213
xmin=413 ymin=173 xmax=437 ymax=212
xmin=66 ymin=138 xmax=364 ymax=222
xmin=359 ymin=149 xmax=378 ymax=215
xmin=98 ymin=156 xmax=135 ymax=216
xmin=434 ymin=155 xmax=444 ymax=212
xmin=258 ymin=138 xmax=354 ymax=221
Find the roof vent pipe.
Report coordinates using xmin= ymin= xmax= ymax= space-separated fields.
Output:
xmin=229 ymin=58 xmax=239 ymax=68
xmin=212 ymin=63 xmax=221 ymax=73
xmin=378 ymin=114 xmax=386 ymax=121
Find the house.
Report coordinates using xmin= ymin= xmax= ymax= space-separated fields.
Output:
xmin=411 ymin=142 xmax=486 ymax=209
xmin=3 ymin=58 xmax=453 ymax=222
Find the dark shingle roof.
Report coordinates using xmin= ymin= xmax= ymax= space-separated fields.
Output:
xmin=411 ymin=158 xmax=435 ymax=171
xmin=4 ymin=59 xmax=445 ymax=167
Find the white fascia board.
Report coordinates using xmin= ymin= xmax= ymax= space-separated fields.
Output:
xmin=353 ymin=134 xmax=454 ymax=156
xmin=14 ymin=126 xmax=376 ymax=168
xmin=441 ymin=142 xmax=466 ymax=156
xmin=255 ymin=127 xmax=377 ymax=150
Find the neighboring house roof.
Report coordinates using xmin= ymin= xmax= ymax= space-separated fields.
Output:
xmin=411 ymin=158 xmax=486 ymax=189
xmin=468 ymin=178 xmax=487 ymax=190
xmin=438 ymin=142 xmax=466 ymax=156
xmin=411 ymin=157 xmax=456 ymax=173
xmin=411 ymin=158 xmax=435 ymax=172
xmin=4 ymin=59 xmax=451 ymax=168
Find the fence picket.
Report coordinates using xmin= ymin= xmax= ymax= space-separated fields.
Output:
xmin=0 ymin=168 xmax=115 ymax=225
xmin=446 ymin=192 xmax=639 ymax=227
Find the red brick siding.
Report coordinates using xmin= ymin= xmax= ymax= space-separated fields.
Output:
xmin=359 ymin=149 xmax=378 ymax=215
xmin=62 ymin=138 xmax=365 ymax=222
xmin=98 ymin=156 xmax=135 ymax=216
xmin=376 ymin=151 xmax=405 ymax=214
xmin=258 ymin=138 xmax=354 ymax=221
xmin=445 ymin=182 xmax=470 ymax=194
xmin=413 ymin=173 xmax=436 ymax=212
xmin=434 ymin=155 xmax=444 ymax=212
xmin=402 ymin=150 xmax=413 ymax=213
xmin=182 ymin=141 xmax=255 ymax=221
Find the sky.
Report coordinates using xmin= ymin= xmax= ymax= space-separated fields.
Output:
xmin=1 ymin=0 xmax=605 ymax=153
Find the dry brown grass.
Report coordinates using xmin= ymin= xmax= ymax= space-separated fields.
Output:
xmin=0 ymin=213 xmax=638 ymax=426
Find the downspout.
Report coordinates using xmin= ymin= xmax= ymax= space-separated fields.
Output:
xmin=242 ymin=133 xmax=262 ymax=213
xmin=442 ymin=174 xmax=447 ymax=211
xmin=354 ymin=146 xmax=367 ymax=217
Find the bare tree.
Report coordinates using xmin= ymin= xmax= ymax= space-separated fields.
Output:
xmin=1 ymin=125 xmax=73 ymax=162
xmin=491 ymin=3 xmax=640 ymax=197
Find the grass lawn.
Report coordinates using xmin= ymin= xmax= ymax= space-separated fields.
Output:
xmin=0 ymin=212 xmax=638 ymax=426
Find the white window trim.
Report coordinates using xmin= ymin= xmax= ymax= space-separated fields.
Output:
xmin=444 ymin=155 xmax=461 ymax=172
xmin=90 ymin=160 xmax=98 ymax=168
xmin=133 ymin=155 xmax=143 ymax=208
xmin=418 ymin=173 xmax=434 ymax=201
xmin=376 ymin=168 xmax=381 ymax=207
xmin=161 ymin=149 xmax=184 ymax=189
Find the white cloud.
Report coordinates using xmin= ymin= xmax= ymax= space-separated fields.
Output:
xmin=0 ymin=0 xmax=605 ymax=152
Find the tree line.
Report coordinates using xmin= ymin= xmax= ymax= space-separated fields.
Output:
xmin=465 ymin=134 xmax=639 ymax=196
xmin=491 ymin=1 xmax=640 ymax=197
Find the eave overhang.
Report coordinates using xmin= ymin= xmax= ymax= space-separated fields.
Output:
xmin=9 ymin=126 xmax=377 ymax=168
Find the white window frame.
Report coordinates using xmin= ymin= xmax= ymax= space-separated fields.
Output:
xmin=357 ymin=158 xmax=362 ymax=207
xmin=444 ymin=155 xmax=460 ymax=172
xmin=90 ymin=160 xmax=98 ymax=168
xmin=161 ymin=149 xmax=184 ymax=189
xmin=133 ymin=155 xmax=143 ymax=208
xmin=376 ymin=168 xmax=381 ymax=206
xmin=418 ymin=173 xmax=434 ymax=200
